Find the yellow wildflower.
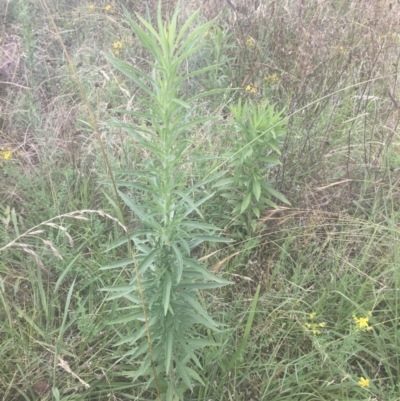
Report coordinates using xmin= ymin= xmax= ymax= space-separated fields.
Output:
xmin=358 ymin=376 xmax=370 ymax=388
xmin=303 ymin=313 xmax=326 ymax=335
xmin=264 ymin=73 xmax=280 ymax=84
xmin=0 ymin=147 xmax=12 ymax=160
xmin=104 ymin=4 xmax=112 ymax=11
xmin=88 ymin=4 xmax=95 ymax=11
xmin=113 ymin=41 xmax=123 ymax=55
xmin=353 ymin=313 xmax=372 ymax=331
xmin=245 ymin=84 xmax=257 ymax=94
xmin=246 ymin=37 xmax=256 ymax=47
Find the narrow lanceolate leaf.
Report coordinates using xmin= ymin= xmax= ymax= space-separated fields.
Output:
xmin=183 ymin=257 xmax=232 ymax=284
xmin=190 ymin=235 xmax=233 ymax=244
xmin=105 ymin=230 xmax=154 ymax=252
xmin=178 ymin=282 xmax=229 ymax=291
xmin=118 ymin=190 xmax=146 ymax=220
xmin=175 ymin=360 xmax=193 ymax=389
xmin=139 ymin=248 xmax=160 ymax=275
xmin=264 ymin=186 xmax=291 ymax=205
xmin=252 ymin=178 xmax=261 ymax=202
xmin=172 ymin=244 xmax=183 ymax=282
xmin=100 ymin=258 xmax=133 ymax=270
xmin=213 ymin=177 xmax=235 ymax=188
xmin=103 ymin=54 xmax=154 ymax=97
xmin=240 ymin=192 xmax=252 ymax=214
xmin=179 ymin=221 xmax=221 ymax=231
xmin=108 ymin=311 xmax=144 ymax=325
xmin=180 ymin=292 xmax=218 ymax=327
xmin=163 ymin=272 xmax=172 ymax=316
xmin=165 ymin=329 xmax=173 ymax=373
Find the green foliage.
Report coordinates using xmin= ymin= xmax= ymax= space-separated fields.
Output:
xmin=102 ymin=5 xmax=231 ymax=399
xmin=215 ymin=98 xmax=289 ymax=233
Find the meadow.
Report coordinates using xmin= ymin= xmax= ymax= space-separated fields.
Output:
xmin=1 ymin=0 xmax=400 ymax=400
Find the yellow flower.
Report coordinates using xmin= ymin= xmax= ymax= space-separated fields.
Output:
xmin=264 ymin=73 xmax=280 ymax=84
xmin=358 ymin=376 xmax=370 ymax=388
xmin=353 ymin=313 xmax=372 ymax=331
xmin=245 ymin=84 xmax=257 ymax=94
xmin=303 ymin=313 xmax=326 ymax=335
xmin=88 ymin=4 xmax=95 ymax=11
xmin=246 ymin=37 xmax=256 ymax=47
xmin=0 ymin=147 xmax=12 ymax=160
xmin=104 ymin=4 xmax=112 ymax=11
xmin=113 ymin=41 xmax=123 ymax=55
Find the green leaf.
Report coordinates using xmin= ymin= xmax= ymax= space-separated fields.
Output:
xmin=190 ymin=234 xmax=232 ymax=243
xmin=179 ymin=221 xmax=221 ymax=231
xmin=118 ymin=190 xmax=147 ymax=220
xmin=172 ymin=244 xmax=183 ymax=282
xmin=105 ymin=230 xmax=154 ymax=251
xmin=185 ymin=366 xmax=205 ymax=386
xmin=264 ymin=186 xmax=291 ymax=205
xmin=213 ymin=177 xmax=235 ymax=188
xmin=178 ymin=282 xmax=228 ymax=291
xmin=225 ymin=285 xmax=261 ymax=372
xmin=252 ymin=207 xmax=260 ymax=218
xmin=172 ymin=98 xmax=190 ymax=109
xmin=163 ymin=272 xmax=172 ymax=316
xmin=103 ymin=54 xmax=154 ymax=98
xmin=139 ymin=248 xmax=160 ymax=275
xmin=108 ymin=311 xmax=144 ymax=325
xmin=100 ymin=258 xmax=133 ymax=270
xmin=183 ymin=257 xmax=232 ymax=284
xmin=176 ymin=360 xmax=192 ymax=389
xmin=180 ymin=292 xmax=218 ymax=327
xmin=240 ymin=192 xmax=252 ymax=214
xmin=252 ymin=178 xmax=261 ymax=202
xmin=165 ymin=329 xmax=173 ymax=373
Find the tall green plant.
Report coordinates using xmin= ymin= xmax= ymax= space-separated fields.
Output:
xmin=215 ymin=98 xmax=290 ymax=233
xmin=101 ymin=5 xmax=231 ymax=400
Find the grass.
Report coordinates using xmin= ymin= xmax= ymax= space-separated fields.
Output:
xmin=1 ymin=0 xmax=400 ymax=400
